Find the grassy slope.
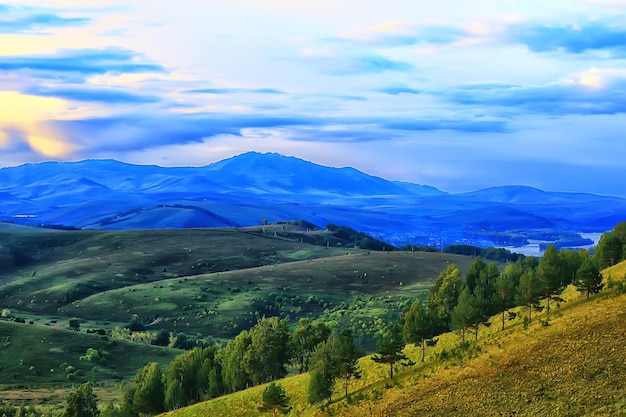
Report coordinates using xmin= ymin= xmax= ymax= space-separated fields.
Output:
xmin=0 ymin=227 xmax=360 ymax=314
xmin=1 ymin=226 xmax=477 ymax=344
xmin=162 ymin=262 xmax=626 ymax=417
xmin=71 ymin=251 xmax=475 ymax=342
xmin=0 ymin=320 xmax=180 ymax=406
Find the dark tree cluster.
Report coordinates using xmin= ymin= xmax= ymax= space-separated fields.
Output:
xmin=443 ymin=244 xmax=525 ymax=263
xmin=325 ymin=223 xmax=397 ymax=251
xmin=110 ymin=316 xmax=363 ymax=415
xmin=594 ymin=222 xmax=626 ymax=269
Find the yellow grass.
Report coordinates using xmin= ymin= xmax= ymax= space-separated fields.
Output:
xmin=162 ymin=262 xmax=626 ymax=417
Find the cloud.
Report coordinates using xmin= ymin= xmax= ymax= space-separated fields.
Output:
xmin=377 ymin=84 xmax=420 ymax=95
xmin=325 ymin=54 xmax=414 ymax=75
xmin=184 ymin=88 xmax=287 ymax=95
xmin=0 ymin=48 xmax=164 ymax=79
xmin=330 ymin=21 xmax=466 ymax=47
xmin=507 ymin=21 xmax=626 ymax=55
xmin=382 ymin=119 xmax=509 ymax=133
xmin=26 ymin=85 xmax=160 ymax=103
xmin=445 ymin=69 xmax=626 ymax=115
xmin=0 ymin=4 xmax=89 ymax=33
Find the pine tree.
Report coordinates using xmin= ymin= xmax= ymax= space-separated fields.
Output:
xmin=537 ymin=244 xmax=564 ymax=318
xmin=514 ymin=269 xmax=544 ymax=321
xmin=335 ymin=329 xmax=362 ymax=400
xmin=575 ymin=259 xmax=604 ymax=300
xmin=451 ymin=286 xmax=482 ymax=342
xmin=372 ymin=323 xmax=409 ymax=379
xmin=260 ymin=382 xmax=290 ymax=416
xmin=493 ymin=271 xmax=516 ymax=330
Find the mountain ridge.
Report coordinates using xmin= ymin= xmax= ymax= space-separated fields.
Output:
xmin=1 ymin=152 xmax=624 ymax=249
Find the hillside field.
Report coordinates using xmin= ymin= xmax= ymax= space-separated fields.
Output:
xmin=161 ymin=262 xmax=626 ymax=417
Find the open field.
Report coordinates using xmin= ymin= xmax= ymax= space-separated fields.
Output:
xmin=161 ymin=262 xmax=626 ymax=417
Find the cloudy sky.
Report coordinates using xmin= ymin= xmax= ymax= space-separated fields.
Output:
xmin=1 ymin=0 xmax=625 ymax=196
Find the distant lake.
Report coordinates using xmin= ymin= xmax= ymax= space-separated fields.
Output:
xmin=502 ymin=232 xmax=604 ymax=257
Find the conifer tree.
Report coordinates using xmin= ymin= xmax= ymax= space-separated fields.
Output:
xmin=493 ymin=271 xmax=516 ymax=330
xmin=514 ymin=269 xmax=544 ymax=321
xmin=372 ymin=323 xmax=409 ymax=379
xmin=451 ymin=286 xmax=483 ymax=342
xmin=260 ymin=382 xmax=290 ymax=416
xmin=575 ymin=259 xmax=604 ymax=300
xmin=537 ymin=244 xmax=564 ymax=318
xmin=335 ymin=329 xmax=362 ymax=400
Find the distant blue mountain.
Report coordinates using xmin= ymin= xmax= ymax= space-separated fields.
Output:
xmin=1 ymin=152 xmax=624 ymax=249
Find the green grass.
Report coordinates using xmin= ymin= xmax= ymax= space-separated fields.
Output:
xmin=0 ymin=320 xmax=179 ymax=389
xmin=0 ymin=225 xmax=480 ymax=405
xmin=1 ymin=227 xmax=478 ymax=345
xmin=69 ymin=251 xmax=476 ymax=346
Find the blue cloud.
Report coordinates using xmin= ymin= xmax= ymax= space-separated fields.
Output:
xmin=377 ymin=84 xmax=420 ymax=95
xmin=382 ymin=119 xmax=509 ymax=133
xmin=0 ymin=48 xmax=164 ymax=78
xmin=52 ymin=113 xmax=325 ymax=152
xmin=446 ymin=81 xmax=626 ymax=115
xmin=508 ymin=22 xmax=626 ymax=55
xmin=184 ymin=88 xmax=286 ymax=95
xmin=0 ymin=4 xmax=89 ymax=33
xmin=325 ymin=25 xmax=465 ymax=47
xmin=328 ymin=55 xmax=414 ymax=75
xmin=26 ymin=86 xmax=160 ymax=103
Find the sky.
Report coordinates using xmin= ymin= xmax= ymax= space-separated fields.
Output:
xmin=1 ymin=0 xmax=626 ymax=196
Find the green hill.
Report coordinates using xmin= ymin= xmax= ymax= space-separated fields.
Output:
xmin=160 ymin=262 xmax=626 ymax=417
xmin=0 ymin=226 xmax=478 ymax=347
xmin=0 ymin=319 xmax=180 ymax=407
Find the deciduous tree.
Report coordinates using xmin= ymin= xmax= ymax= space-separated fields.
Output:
xmin=128 ymin=362 xmax=164 ymax=417
xmin=402 ymin=299 xmax=439 ymax=361
xmin=427 ymin=264 xmax=462 ymax=330
xmin=63 ymin=383 xmax=99 ymax=417
xmin=289 ymin=318 xmax=330 ymax=373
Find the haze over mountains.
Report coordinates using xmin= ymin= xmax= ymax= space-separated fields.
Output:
xmin=1 ymin=152 xmax=624 ymax=249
